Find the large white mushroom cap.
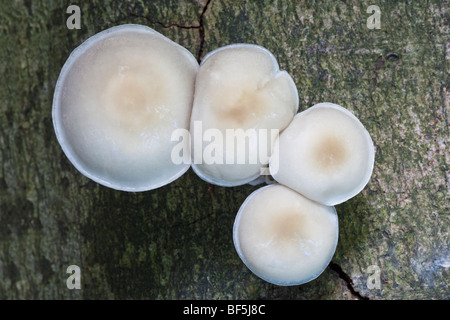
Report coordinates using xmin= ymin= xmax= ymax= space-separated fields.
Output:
xmin=270 ymin=102 xmax=375 ymax=205
xmin=233 ymin=184 xmax=339 ymax=286
xmin=53 ymin=24 xmax=198 ymax=191
xmin=190 ymin=44 xmax=298 ymax=186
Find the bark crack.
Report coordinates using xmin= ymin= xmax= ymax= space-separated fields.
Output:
xmin=129 ymin=13 xmax=200 ymax=30
xmin=197 ymin=0 xmax=212 ymax=63
xmin=129 ymin=0 xmax=212 ymax=63
xmin=328 ymin=261 xmax=370 ymax=300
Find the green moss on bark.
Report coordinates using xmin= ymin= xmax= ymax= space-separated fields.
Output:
xmin=0 ymin=0 xmax=448 ymax=299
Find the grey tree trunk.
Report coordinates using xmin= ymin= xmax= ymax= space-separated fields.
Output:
xmin=0 ymin=0 xmax=448 ymax=299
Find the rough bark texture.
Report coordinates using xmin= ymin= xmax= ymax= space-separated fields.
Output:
xmin=0 ymin=0 xmax=448 ymax=299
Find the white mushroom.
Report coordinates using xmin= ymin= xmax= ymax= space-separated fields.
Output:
xmin=190 ymin=44 xmax=298 ymax=186
xmin=233 ymin=184 xmax=339 ymax=286
xmin=270 ymin=102 xmax=375 ymax=205
xmin=52 ymin=24 xmax=198 ymax=191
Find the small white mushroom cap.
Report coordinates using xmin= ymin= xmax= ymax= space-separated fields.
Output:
xmin=270 ymin=102 xmax=375 ymax=205
xmin=233 ymin=184 xmax=339 ymax=286
xmin=52 ymin=24 xmax=198 ymax=191
xmin=190 ymin=44 xmax=298 ymax=186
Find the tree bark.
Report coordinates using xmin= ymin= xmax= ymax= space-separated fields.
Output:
xmin=0 ymin=0 xmax=448 ymax=299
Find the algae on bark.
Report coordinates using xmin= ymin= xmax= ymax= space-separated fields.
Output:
xmin=0 ymin=0 xmax=448 ymax=299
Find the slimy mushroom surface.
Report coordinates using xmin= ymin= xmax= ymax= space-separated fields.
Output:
xmin=53 ymin=24 xmax=198 ymax=191
xmin=270 ymin=102 xmax=375 ymax=205
xmin=190 ymin=44 xmax=298 ymax=186
xmin=233 ymin=184 xmax=338 ymax=286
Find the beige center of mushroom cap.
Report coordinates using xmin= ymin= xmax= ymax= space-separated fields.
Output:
xmin=215 ymin=88 xmax=265 ymax=127
xmin=266 ymin=211 xmax=309 ymax=244
xmin=313 ymin=135 xmax=349 ymax=172
xmin=101 ymin=65 xmax=169 ymax=131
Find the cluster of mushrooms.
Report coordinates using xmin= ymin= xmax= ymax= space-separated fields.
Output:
xmin=53 ymin=25 xmax=375 ymax=286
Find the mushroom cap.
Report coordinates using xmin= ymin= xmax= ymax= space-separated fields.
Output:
xmin=270 ymin=102 xmax=375 ymax=205
xmin=233 ymin=184 xmax=339 ymax=286
xmin=190 ymin=44 xmax=298 ymax=186
xmin=52 ymin=24 xmax=198 ymax=191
